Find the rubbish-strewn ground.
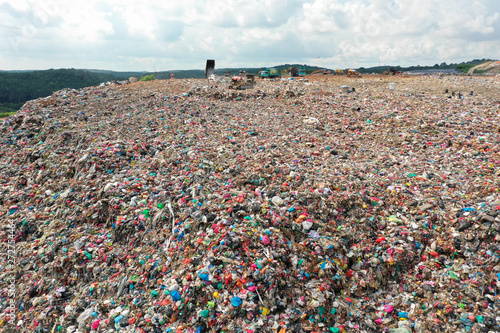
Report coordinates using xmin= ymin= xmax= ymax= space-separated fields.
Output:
xmin=1 ymin=74 xmax=500 ymax=333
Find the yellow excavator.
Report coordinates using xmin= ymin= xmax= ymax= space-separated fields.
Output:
xmin=346 ymin=69 xmax=361 ymax=77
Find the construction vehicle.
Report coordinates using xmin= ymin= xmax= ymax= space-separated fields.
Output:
xmin=382 ymin=68 xmax=403 ymax=75
xmin=382 ymin=68 xmax=395 ymax=75
xmin=229 ymin=73 xmax=256 ymax=90
xmin=289 ymin=66 xmax=306 ymax=77
xmin=346 ymin=69 xmax=361 ymax=77
xmin=298 ymin=66 xmax=307 ymax=76
xmin=310 ymin=69 xmax=332 ymax=75
xmin=268 ymin=68 xmax=280 ymax=78
xmin=260 ymin=68 xmax=280 ymax=79
xmin=334 ymin=69 xmax=345 ymax=75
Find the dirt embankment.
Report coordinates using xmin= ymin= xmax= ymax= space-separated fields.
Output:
xmin=468 ymin=61 xmax=500 ymax=75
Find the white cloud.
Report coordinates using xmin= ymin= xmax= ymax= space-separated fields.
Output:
xmin=0 ymin=0 xmax=498 ymax=70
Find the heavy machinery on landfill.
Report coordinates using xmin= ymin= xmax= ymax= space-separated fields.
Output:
xmin=298 ymin=66 xmax=306 ymax=76
xmin=346 ymin=69 xmax=361 ymax=77
xmin=267 ymin=68 xmax=281 ymax=79
xmin=289 ymin=66 xmax=307 ymax=77
xmin=229 ymin=73 xmax=256 ymax=90
xmin=381 ymin=67 xmax=395 ymax=75
xmin=310 ymin=69 xmax=332 ymax=75
xmin=260 ymin=68 xmax=280 ymax=79
xmin=382 ymin=67 xmax=403 ymax=75
xmin=334 ymin=69 xmax=345 ymax=75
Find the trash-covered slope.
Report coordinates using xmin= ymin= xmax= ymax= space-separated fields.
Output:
xmin=1 ymin=76 xmax=500 ymax=333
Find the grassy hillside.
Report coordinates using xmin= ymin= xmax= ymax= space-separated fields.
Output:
xmin=467 ymin=61 xmax=500 ymax=75
xmin=0 ymin=102 xmax=23 ymax=118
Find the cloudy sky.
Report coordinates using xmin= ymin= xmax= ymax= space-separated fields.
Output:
xmin=0 ymin=0 xmax=499 ymax=71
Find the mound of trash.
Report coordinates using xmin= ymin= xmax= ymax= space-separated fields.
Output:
xmin=1 ymin=76 xmax=499 ymax=333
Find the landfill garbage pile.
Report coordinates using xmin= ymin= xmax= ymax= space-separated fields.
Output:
xmin=1 ymin=76 xmax=500 ymax=333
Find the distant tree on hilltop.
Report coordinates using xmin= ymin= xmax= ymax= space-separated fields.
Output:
xmin=140 ymin=74 xmax=156 ymax=81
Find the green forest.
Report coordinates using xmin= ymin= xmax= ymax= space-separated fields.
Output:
xmin=0 ymin=68 xmax=119 ymax=117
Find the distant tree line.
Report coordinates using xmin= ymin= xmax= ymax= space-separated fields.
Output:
xmin=356 ymin=59 xmax=495 ymax=74
xmin=0 ymin=69 xmax=117 ymax=112
xmin=0 ymin=68 xmax=119 ymax=103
